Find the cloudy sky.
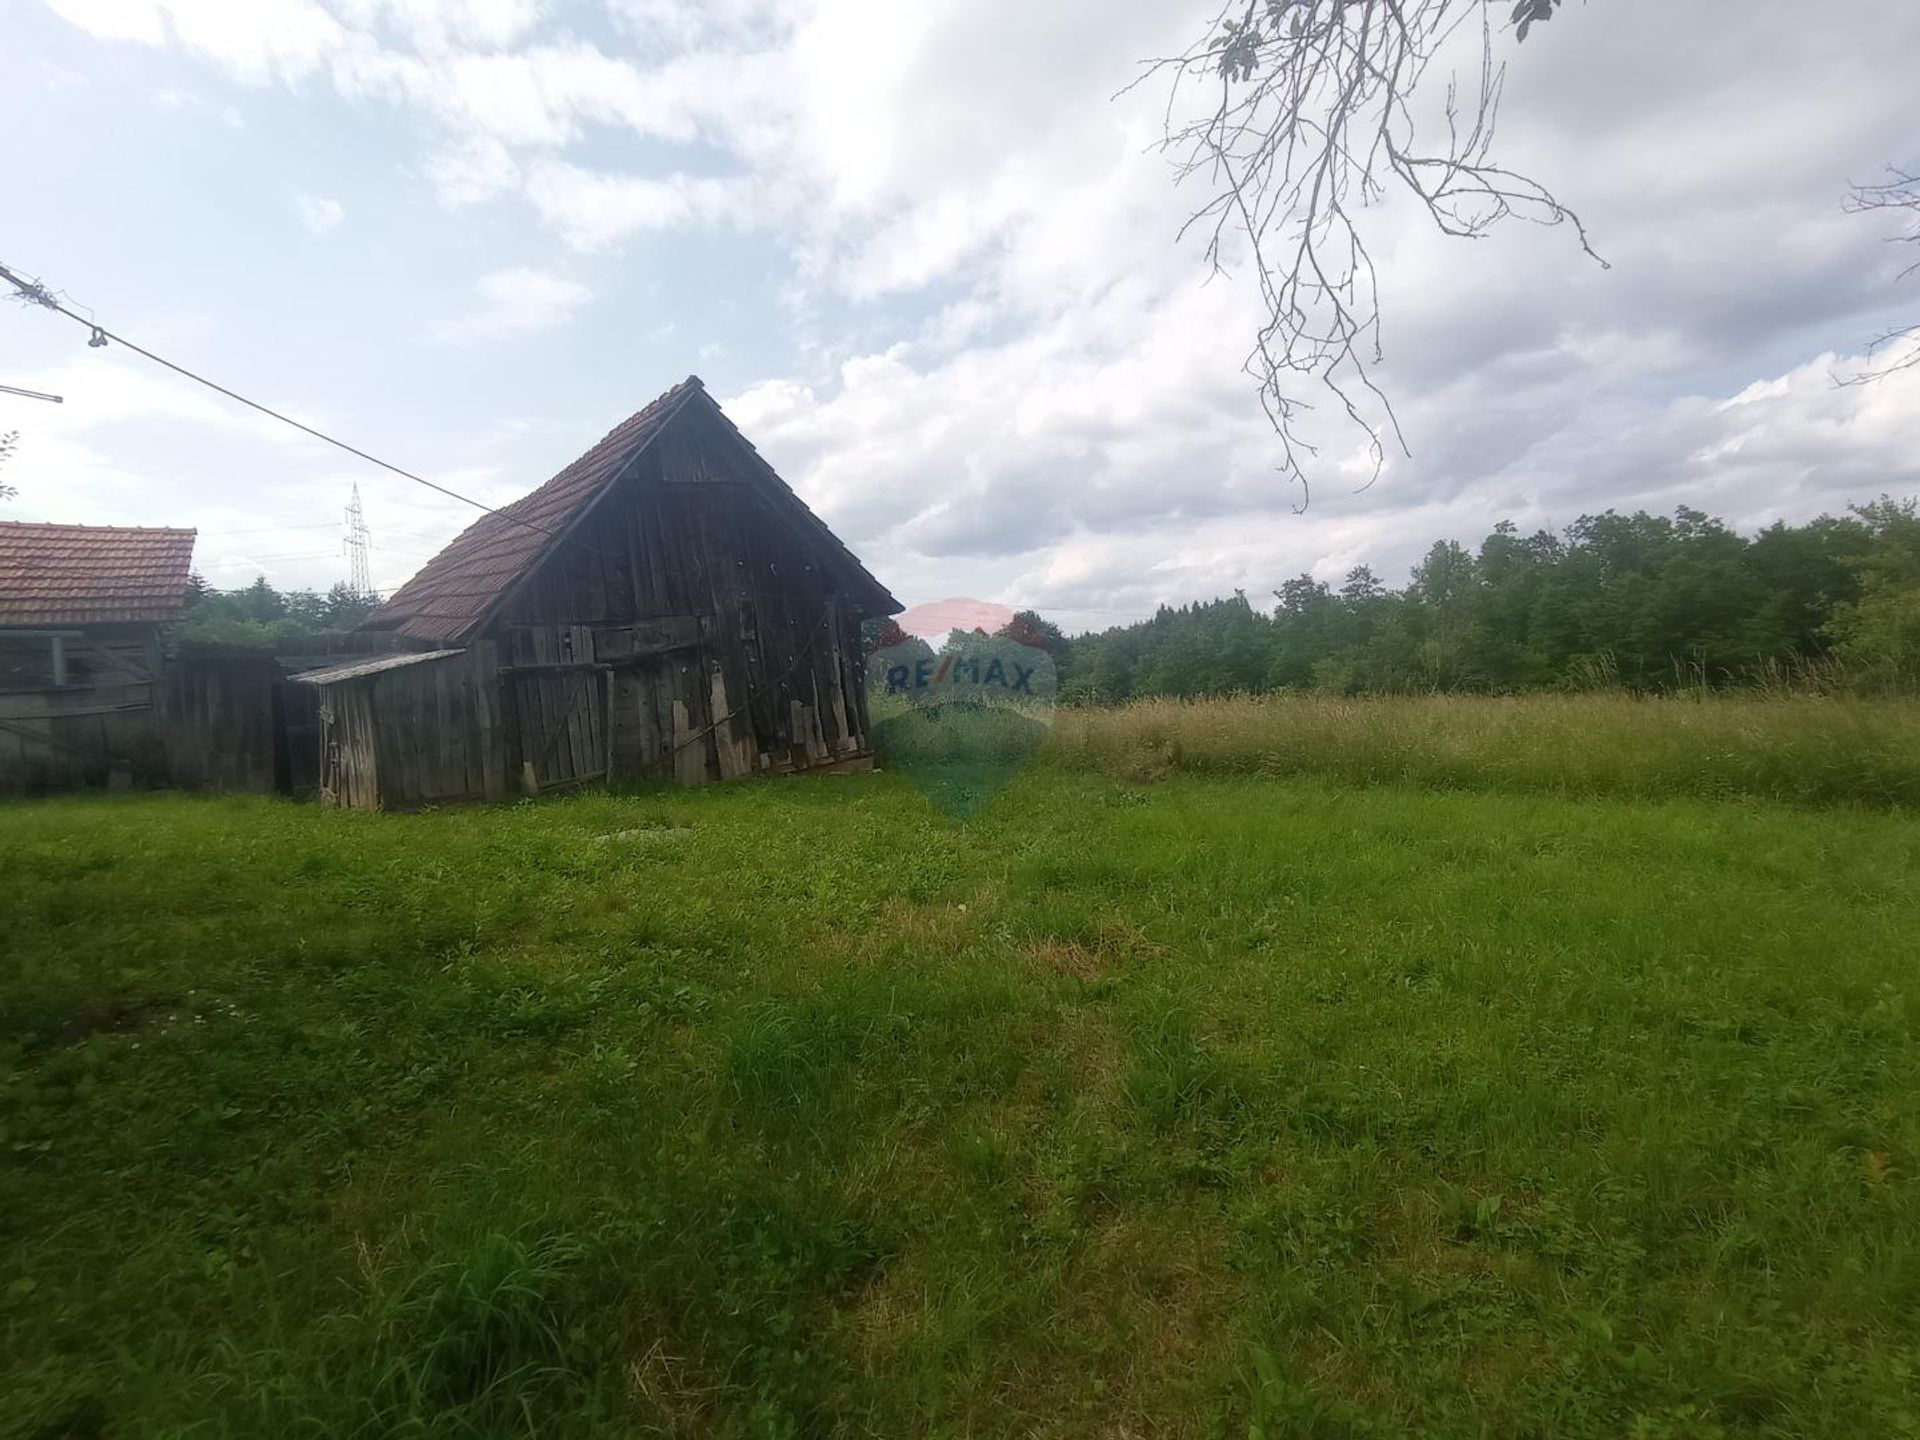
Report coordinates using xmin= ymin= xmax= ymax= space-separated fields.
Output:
xmin=3 ymin=0 xmax=1918 ymax=629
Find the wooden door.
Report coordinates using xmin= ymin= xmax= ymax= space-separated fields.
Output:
xmin=506 ymin=667 xmax=609 ymax=794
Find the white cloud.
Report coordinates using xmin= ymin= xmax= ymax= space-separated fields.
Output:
xmin=523 ymin=161 xmax=757 ymax=249
xmin=325 ymin=38 xmax=792 ymax=157
xmin=293 ymin=190 xmax=345 ymax=233
xmin=435 ymin=266 xmax=592 ymax=341
xmin=722 ymin=318 xmax=1920 ymax=629
xmin=44 ymin=0 xmax=168 ymax=45
xmin=50 ymin=0 xmax=350 ymax=84
xmin=36 ymin=0 xmax=1920 ymax=623
xmin=422 ymin=133 xmax=520 ymax=204
xmin=605 ymin=0 xmax=798 ymax=50
xmin=333 ymin=0 xmax=545 ymax=52
xmin=152 ymin=86 xmax=245 ymax=127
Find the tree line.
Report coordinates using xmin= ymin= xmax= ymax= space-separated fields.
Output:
xmin=173 ymin=574 xmax=381 ymax=651
xmin=1047 ymin=498 xmax=1920 ymax=702
xmin=195 ymin=495 xmax=1920 ymax=697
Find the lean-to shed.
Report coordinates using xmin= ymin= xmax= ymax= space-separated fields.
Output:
xmin=308 ymin=376 xmax=899 ymax=810
xmin=294 ymin=649 xmax=504 ymax=810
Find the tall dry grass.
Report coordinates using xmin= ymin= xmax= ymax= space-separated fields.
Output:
xmin=1045 ymin=692 xmax=1920 ymax=807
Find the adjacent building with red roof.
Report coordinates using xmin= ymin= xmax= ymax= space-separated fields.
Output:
xmin=0 ymin=520 xmax=196 ymax=683
xmin=0 ymin=520 xmax=198 ymax=790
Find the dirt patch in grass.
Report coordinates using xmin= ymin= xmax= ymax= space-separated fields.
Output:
xmin=25 ymin=996 xmax=177 ymax=1052
xmin=1022 ymin=921 xmax=1169 ymax=982
xmin=867 ymin=887 xmax=1007 ymax=957
xmin=624 ymin=1309 xmax=724 ymax=1438
xmin=841 ymin=1251 xmax=928 ymax=1374
xmin=1025 ymin=936 xmax=1109 ymax=982
xmin=22 ymin=1394 xmax=109 ymax=1440
xmin=1060 ymin=1214 xmax=1234 ymax=1435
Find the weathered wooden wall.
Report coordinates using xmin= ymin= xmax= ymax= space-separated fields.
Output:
xmin=0 ymin=628 xmax=168 ymax=792
xmin=158 ymin=656 xmax=286 ymax=794
xmin=0 ymin=629 xmax=438 ymax=800
xmin=492 ymin=402 xmax=875 ymax=786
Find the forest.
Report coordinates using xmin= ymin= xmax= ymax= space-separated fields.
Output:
xmin=1047 ymin=497 xmax=1920 ymax=701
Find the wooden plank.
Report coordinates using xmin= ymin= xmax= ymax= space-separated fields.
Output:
xmin=549 ymin=673 xmax=571 ymax=784
xmin=480 ymin=672 xmax=504 ymax=803
xmin=563 ymin=673 xmax=587 ymax=781
xmin=73 ymin=635 xmax=157 ymax=683
xmin=509 ymin=676 xmax=530 ymax=784
xmin=437 ymin=664 xmax=463 ymax=800
xmin=0 ymin=681 xmax=153 ymax=720
xmin=530 ymin=676 xmax=550 ymax=784
xmin=708 ymin=664 xmax=746 ymax=781
xmin=568 ymin=673 xmax=589 ymax=781
xmin=671 ymin=697 xmax=700 ymax=786
xmin=578 ymin=670 xmax=596 ymax=779
xmin=603 ymin=668 xmax=616 ymax=783
xmin=514 ymin=676 xmax=536 ymax=784
xmin=526 ymin=671 xmax=549 ymax=782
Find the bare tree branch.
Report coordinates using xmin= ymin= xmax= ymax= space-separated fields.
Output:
xmin=1838 ymin=166 xmax=1920 ymax=384
xmin=1134 ymin=0 xmax=1602 ymax=503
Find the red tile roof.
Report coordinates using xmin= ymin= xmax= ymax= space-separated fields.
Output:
xmin=0 ymin=521 xmax=197 ymax=628
xmin=367 ymin=376 xmax=897 ymax=643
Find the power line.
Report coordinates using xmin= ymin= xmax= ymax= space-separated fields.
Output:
xmin=0 ymin=257 xmax=571 ymax=550
xmin=202 ymin=521 xmax=343 ymax=537
xmin=208 ymin=544 xmax=441 ymax=562
xmin=201 ymin=522 xmax=454 ymax=545
xmin=206 ymin=551 xmax=352 ymax=564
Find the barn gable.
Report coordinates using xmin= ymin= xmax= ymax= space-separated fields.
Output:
xmin=365 ymin=377 xmax=895 ymax=643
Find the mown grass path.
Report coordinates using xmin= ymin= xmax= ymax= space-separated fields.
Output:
xmin=4 ymin=771 xmax=1918 ymax=1437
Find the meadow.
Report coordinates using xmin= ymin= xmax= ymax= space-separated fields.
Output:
xmin=1050 ymin=691 xmax=1920 ymax=806
xmin=4 ymin=694 xmax=1920 ymax=1438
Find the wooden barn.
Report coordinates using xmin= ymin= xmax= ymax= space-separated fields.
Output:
xmin=0 ymin=521 xmax=196 ymax=791
xmin=299 ymin=376 xmax=899 ymax=810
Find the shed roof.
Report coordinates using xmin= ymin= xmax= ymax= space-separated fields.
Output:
xmin=0 ymin=521 xmax=197 ymax=628
xmin=291 ymin=649 xmax=466 ymax=685
xmin=364 ymin=376 xmax=897 ymax=643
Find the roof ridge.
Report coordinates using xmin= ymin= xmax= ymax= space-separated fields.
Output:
xmin=0 ymin=520 xmax=198 ymax=534
xmin=493 ymin=378 xmax=700 ymax=520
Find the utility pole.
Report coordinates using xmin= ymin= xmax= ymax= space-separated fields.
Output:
xmin=344 ymin=484 xmax=373 ymax=598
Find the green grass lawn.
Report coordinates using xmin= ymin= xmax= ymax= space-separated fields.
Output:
xmin=4 ymin=767 xmax=1919 ymax=1438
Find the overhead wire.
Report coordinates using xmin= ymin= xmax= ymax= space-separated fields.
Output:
xmin=205 ymin=552 xmax=351 ymax=564
xmin=0 ymin=257 xmax=582 ymax=553
xmin=201 ymin=522 xmax=348 ymax=537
